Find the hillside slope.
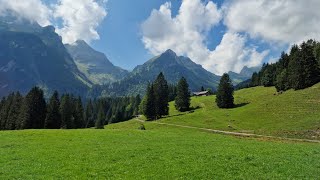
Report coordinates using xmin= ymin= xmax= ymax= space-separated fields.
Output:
xmin=157 ymin=83 xmax=320 ymax=139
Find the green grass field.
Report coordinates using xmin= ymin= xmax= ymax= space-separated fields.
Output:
xmin=1 ymin=122 xmax=320 ymax=179
xmin=1 ymin=84 xmax=320 ymax=179
xmin=159 ymin=83 xmax=320 ymax=139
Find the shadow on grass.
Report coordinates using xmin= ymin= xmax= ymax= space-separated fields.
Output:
xmin=234 ymin=102 xmax=249 ymax=108
xmin=147 ymin=106 xmax=202 ymax=121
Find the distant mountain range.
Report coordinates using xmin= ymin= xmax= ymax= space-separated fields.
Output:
xmin=90 ymin=49 xmax=221 ymax=97
xmin=0 ymin=16 xmax=258 ymax=97
xmin=65 ymin=40 xmax=128 ymax=85
xmin=0 ymin=16 xmax=91 ymax=97
xmin=228 ymin=66 xmax=260 ymax=84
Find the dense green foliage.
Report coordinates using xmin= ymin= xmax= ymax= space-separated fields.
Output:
xmin=140 ymin=72 xmax=169 ymax=120
xmin=216 ymin=73 xmax=234 ymax=108
xmin=44 ymin=91 xmax=61 ymax=129
xmin=153 ymin=72 xmax=169 ymax=118
xmin=0 ymin=87 xmax=140 ymax=130
xmin=249 ymin=40 xmax=320 ymax=91
xmin=175 ymin=77 xmax=191 ymax=112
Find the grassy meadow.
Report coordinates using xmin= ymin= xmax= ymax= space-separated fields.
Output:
xmin=1 ymin=84 xmax=320 ymax=179
xmin=159 ymin=83 xmax=320 ymax=139
xmin=0 ymin=122 xmax=320 ymax=179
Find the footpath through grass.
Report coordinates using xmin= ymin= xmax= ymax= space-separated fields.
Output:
xmin=159 ymin=83 xmax=320 ymax=139
xmin=1 ymin=121 xmax=320 ymax=179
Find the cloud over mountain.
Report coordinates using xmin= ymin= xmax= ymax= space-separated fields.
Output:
xmin=53 ymin=0 xmax=107 ymax=44
xmin=0 ymin=0 xmax=51 ymax=26
xmin=0 ymin=0 xmax=107 ymax=44
xmin=141 ymin=0 xmax=268 ymax=75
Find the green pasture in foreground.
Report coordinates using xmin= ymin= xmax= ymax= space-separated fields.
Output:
xmin=0 ymin=121 xmax=319 ymax=179
xmin=1 ymin=84 xmax=320 ymax=179
xmin=158 ymin=83 xmax=320 ymax=139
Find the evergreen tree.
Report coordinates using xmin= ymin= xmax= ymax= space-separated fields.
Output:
xmin=0 ymin=93 xmax=14 ymax=130
xmin=276 ymin=69 xmax=289 ymax=91
xmin=300 ymin=41 xmax=320 ymax=88
xmin=216 ymin=73 xmax=234 ymax=108
xmin=288 ymin=45 xmax=307 ymax=90
xmin=73 ymin=96 xmax=85 ymax=128
xmin=314 ymin=42 xmax=320 ymax=66
xmin=6 ymin=92 xmax=23 ymax=130
xmin=95 ymin=104 xmax=105 ymax=129
xmin=60 ymin=94 xmax=73 ymax=129
xmin=251 ymin=72 xmax=260 ymax=87
xmin=153 ymin=72 xmax=169 ymax=118
xmin=141 ymin=83 xmax=156 ymax=120
xmin=18 ymin=97 xmax=30 ymax=129
xmin=44 ymin=91 xmax=61 ymax=129
xmin=175 ymin=77 xmax=191 ymax=112
xmin=201 ymin=86 xmax=205 ymax=91
xmin=85 ymin=99 xmax=94 ymax=128
xmin=19 ymin=87 xmax=46 ymax=129
xmin=133 ymin=94 xmax=141 ymax=115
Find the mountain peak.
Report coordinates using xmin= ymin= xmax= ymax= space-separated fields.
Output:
xmin=163 ymin=49 xmax=177 ymax=56
xmin=73 ymin=40 xmax=89 ymax=47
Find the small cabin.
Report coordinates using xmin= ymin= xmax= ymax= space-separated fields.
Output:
xmin=193 ymin=91 xmax=209 ymax=97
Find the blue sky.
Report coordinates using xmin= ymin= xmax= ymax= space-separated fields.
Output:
xmin=90 ymin=0 xmax=250 ymax=70
xmin=89 ymin=0 xmax=281 ymax=72
xmin=91 ymin=0 xmax=181 ymax=69
xmin=4 ymin=0 xmax=319 ymax=74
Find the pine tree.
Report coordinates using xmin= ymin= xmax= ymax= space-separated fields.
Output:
xmin=73 ymin=96 xmax=85 ymax=128
xmin=276 ymin=69 xmax=289 ymax=91
xmin=18 ymin=97 xmax=30 ymax=129
xmin=85 ymin=99 xmax=94 ymax=128
xmin=19 ymin=87 xmax=46 ymax=129
xmin=301 ymin=41 xmax=320 ymax=88
xmin=44 ymin=91 xmax=61 ymax=129
xmin=0 ymin=93 xmax=14 ymax=130
xmin=201 ymin=86 xmax=205 ymax=91
xmin=95 ymin=104 xmax=105 ymax=129
xmin=6 ymin=92 xmax=23 ymax=130
xmin=216 ymin=73 xmax=234 ymax=108
xmin=153 ymin=72 xmax=169 ymax=118
xmin=175 ymin=77 xmax=190 ymax=112
xmin=133 ymin=95 xmax=141 ymax=116
xmin=251 ymin=72 xmax=260 ymax=87
xmin=60 ymin=94 xmax=73 ymax=129
xmin=141 ymin=83 xmax=156 ymax=120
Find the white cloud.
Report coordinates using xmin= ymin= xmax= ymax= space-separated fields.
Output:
xmin=0 ymin=0 xmax=107 ymax=44
xmin=223 ymin=0 xmax=320 ymax=44
xmin=53 ymin=0 xmax=107 ymax=44
xmin=141 ymin=0 xmax=268 ymax=75
xmin=205 ymin=32 xmax=269 ymax=74
xmin=0 ymin=0 xmax=51 ymax=26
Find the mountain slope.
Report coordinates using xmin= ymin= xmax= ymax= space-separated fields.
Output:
xmin=91 ymin=49 xmax=220 ymax=96
xmin=65 ymin=40 xmax=128 ymax=85
xmin=0 ymin=16 xmax=91 ymax=97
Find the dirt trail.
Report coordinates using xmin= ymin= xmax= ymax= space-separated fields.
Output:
xmin=135 ymin=118 xmax=320 ymax=143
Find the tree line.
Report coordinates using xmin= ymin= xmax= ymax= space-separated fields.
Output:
xmin=0 ymin=87 xmax=141 ymax=130
xmin=249 ymin=40 xmax=320 ymax=91
xmin=140 ymin=72 xmax=191 ymax=120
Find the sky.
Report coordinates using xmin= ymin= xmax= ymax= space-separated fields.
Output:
xmin=1 ymin=0 xmax=320 ymax=75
